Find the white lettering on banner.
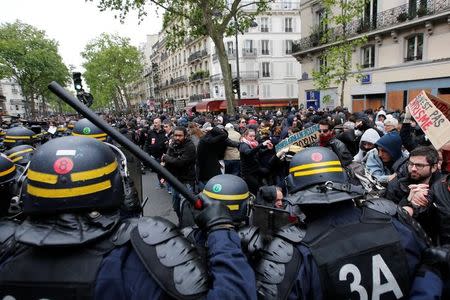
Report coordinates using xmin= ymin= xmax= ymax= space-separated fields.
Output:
xmin=339 ymin=263 xmax=368 ymax=300
xmin=339 ymin=254 xmax=403 ymax=300
xmin=372 ymin=254 xmax=403 ymax=300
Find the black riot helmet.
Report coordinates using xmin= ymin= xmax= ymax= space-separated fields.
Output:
xmin=0 ymin=154 xmax=21 ymax=216
xmin=3 ymin=126 xmax=36 ymax=149
xmin=22 ymin=136 xmax=124 ymax=215
xmin=72 ymin=118 xmax=108 ymax=141
xmin=5 ymin=145 xmax=35 ymax=166
xmin=286 ymin=147 xmax=347 ymax=194
xmin=198 ymin=174 xmax=252 ymax=223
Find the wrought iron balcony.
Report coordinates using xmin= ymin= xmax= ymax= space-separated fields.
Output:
xmin=188 ymin=49 xmax=208 ymax=63
xmin=293 ymin=0 xmax=450 ymax=54
xmin=242 ymin=48 xmax=257 ymax=58
xmin=190 ymin=70 xmax=210 ymax=81
xmin=170 ymin=75 xmax=188 ymax=85
xmin=189 ymin=93 xmax=211 ymax=102
xmin=209 ymin=71 xmax=259 ymax=82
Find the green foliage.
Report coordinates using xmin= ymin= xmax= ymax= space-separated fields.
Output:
xmin=312 ymin=0 xmax=368 ymax=106
xmin=81 ymin=33 xmax=144 ymax=110
xmin=91 ymin=0 xmax=271 ymax=113
xmin=0 ymin=20 xmax=70 ymax=117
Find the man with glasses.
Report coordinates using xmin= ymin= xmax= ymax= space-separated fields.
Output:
xmin=385 ymin=146 xmax=441 ymax=216
xmin=318 ymin=119 xmax=353 ymax=167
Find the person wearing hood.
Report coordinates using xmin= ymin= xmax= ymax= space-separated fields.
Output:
xmin=353 ymin=128 xmax=380 ymax=162
xmin=364 ymin=131 xmax=408 ymax=185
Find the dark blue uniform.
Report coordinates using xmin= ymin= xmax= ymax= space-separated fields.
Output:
xmin=288 ymin=206 xmax=442 ymax=300
xmin=96 ymin=229 xmax=257 ymax=300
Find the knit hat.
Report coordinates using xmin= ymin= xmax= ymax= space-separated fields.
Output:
xmin=202 ymin=122 xmax=212 ymax=131
xmin=384 ymin=115 xmax=399 ymax=127
xmin=225 ymin=123 xmax=234 ymax=130
xmin=375 ymin=131 xmax=402 ymax=161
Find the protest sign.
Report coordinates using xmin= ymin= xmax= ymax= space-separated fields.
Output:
xmin=408 ymin=91 xmax=450 ymax=150
xmin=426 ymin=92 xmax=450 ymax=121
xmin=275 ymin=124 xmax=319 ymax=153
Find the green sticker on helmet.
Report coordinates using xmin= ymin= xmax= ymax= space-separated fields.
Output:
xmin=212 ymin=184 xmax=222 ymax=193
xmin=82 ymin=127 xmax=91 ymax=135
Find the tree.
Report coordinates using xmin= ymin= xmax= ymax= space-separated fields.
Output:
xmin=312 ymin=0 xmax=368 ymax=107
xmin=0 ymin=20 xmax=70 ymax=118
xmin=81 ymin=33 xmax=144 ymax=111
xmin=91 ymin=0 xmax=271 ymax=114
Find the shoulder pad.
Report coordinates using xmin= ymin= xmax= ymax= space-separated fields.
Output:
xmin=238 ymin=225 xmax=264 ymax=255
xmin=0 ymin=220 xmax=18 ymax=244
xmin=137 ymin=216 xmax=181 ymax=245
xmin=261 ymin=237 xmax=293 ymax=263
xmin=275 ymin=224 xmax=305 ymax=243
xmin=363 ymin=198 xmax=398 ymax=216
xmin=131 ymin=217 xmax=208 ymax=299
xmin=110 ymin=218 xmax=139 ymax=246
xmin=255 ymin=236 xmax=301 ymax=300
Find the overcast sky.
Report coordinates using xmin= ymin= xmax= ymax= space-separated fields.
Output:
xmin=1 ymin=0 xmax=162 ymax=70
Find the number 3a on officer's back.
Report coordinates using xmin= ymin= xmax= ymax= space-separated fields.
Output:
xmin=339 ymin=254 xmax=403 ymax=300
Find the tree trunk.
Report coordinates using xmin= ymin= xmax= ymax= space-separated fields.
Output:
xmin=340 ymin=79 xmax=345 ymax=107
xmin=211 ymin=34 xmax=236 ymax=115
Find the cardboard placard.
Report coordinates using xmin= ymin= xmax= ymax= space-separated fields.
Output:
xmin=426 ymin=92 xmax=450 ymax=121
xmin=275 ymin=124 xmax=319 ymax=153
xmin=408 ymin=91 xmax=450 ymax=150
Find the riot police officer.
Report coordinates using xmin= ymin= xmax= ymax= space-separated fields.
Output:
xmin=3 ymin=126 xmax=36 ymax=149
xmin=4 ymin=144 xmax=35 ymax=167
xmin=72 ymin=118 xmax=109 ymax=141
xmin=256 ymin=147 xmax=443 ymax=299
xmin=0 ymin=136 xmax=257 ymax=300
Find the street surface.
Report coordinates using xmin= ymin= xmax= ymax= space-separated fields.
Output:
xmin=141 ymin=169 xmax=178 ymax=224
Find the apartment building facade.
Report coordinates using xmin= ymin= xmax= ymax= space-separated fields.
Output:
xmin=208 ymin=0 xmax=302 ymax=110
xmin=293 ymin=0 xmax=450 ymax=112
xmin=149 ymin=0 xmax=302 ymax=112
xmin=0 ymin=78 xmax=27 ymax=117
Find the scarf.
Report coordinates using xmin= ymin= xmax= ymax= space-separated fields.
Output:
xmin=242 ymin=137 xmax=259 ymax=149
xmin=319 ymin=134 xmax=333 ymax=147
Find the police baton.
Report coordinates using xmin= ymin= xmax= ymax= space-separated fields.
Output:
xmin=48 ymin=81 xmax=197 ymax=206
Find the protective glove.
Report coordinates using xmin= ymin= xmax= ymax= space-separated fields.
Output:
xmin=194 ymin=199 xmax=234 ymax=233
xmin=421 ymin=245 xmax=450 ymax=277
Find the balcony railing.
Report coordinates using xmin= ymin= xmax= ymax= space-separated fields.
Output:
xmin=213 ymin=50 xmax=236 ymax=61
xmin=209 ymin=71 xmax=259 ymax=82
xmin=188 ymin=49 xmax=208 ymax=63
xmin=170 ymin=75 xmax=188 ymax=85
xmin=189 ymin=93 xmax=211 ymax=102
xmin=161 ymin=52 xmax=169 ymax=61
xmin=293 ymin=0 xmax=450 ymax=53
xmin=242 ymin=48 xmax=257 ymax=58
xmin=190 ymin=70 xmax=210 ymax=81
xmin=404 ymin=55 xmax=423 ymax=62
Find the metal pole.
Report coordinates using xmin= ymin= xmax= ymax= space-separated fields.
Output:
xmin=47 ymin=81 xmax=197 ymax=206
xmin=234 ymin=15 xmax=241 ymax=102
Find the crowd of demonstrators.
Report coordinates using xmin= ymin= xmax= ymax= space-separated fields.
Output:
xmin=3 ymin=99 xmax=450 ymax=298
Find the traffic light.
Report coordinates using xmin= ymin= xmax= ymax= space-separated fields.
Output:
xmin=232 ymin=78 xmax=240 ymax=95
xmin=72 ymin=72 xmax=83 ymax=93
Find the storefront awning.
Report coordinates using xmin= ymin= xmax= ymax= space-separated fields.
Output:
xmin=258 ymin=100 xmax=291 ymax=107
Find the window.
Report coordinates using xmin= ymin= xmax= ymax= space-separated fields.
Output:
xmin=286 ymin=84 xmax=294 ymax=97
xmin=11 ymin=85 xmax=18 ymax=95
xmin=405 ymin=33 xmax=423 ymax=62
xmin=244 ymin=40 xmax=254 ymax=53
xmin=317 ymin=55 xmax=328 ymax=72
xmin=262 ymin=84 xmax=271 ymax=97
xmin=262 ymin=62 xmax=270 ymax=77
xmin=285 ymin=40 xmax=293 ymax=54
xmin=260 ymin=17 xmax=269 ymax=32
xmin=361 ymin=45 xmax=375 ymax=68
xmin=285 ymin=18 xmax=293 ymax=32
xmin=286 ymin=62 xmax=294 ymax=77
xmin=261 ymin=40 xmax=270 ymax=55
xmin=227 ymin=41 xmax=234 ymax=54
